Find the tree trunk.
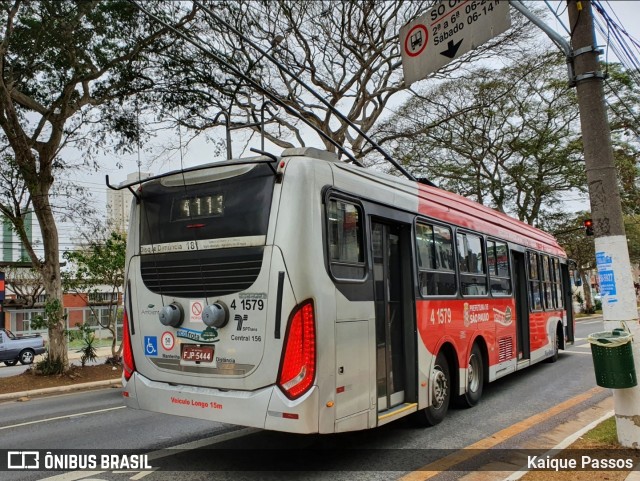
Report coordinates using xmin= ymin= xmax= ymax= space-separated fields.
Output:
xmin=32 ymin=185 xmax=68 ymax=369
xmin=580 ymin=269 xmax=594 ymax=314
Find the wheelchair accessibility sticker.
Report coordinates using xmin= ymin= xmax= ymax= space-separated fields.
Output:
xmin=144 ymin=336 xmax=158 ymax=357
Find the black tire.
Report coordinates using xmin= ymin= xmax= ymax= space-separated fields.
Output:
xmin=456 ymin=343 xmax=484 ymax=408
xmin=4 ymin=360 xmax=18 ymax=367
xmin=546 ymin=326 xmax=561 ymax=363
xmin=19 ymin=349 xmax=35 ymax=365
xmin=416 ymin=352 xmax=451 ymax=427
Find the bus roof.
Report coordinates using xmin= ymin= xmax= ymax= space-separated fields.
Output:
xmin=326 ymin=160 xmax=566 ymax=258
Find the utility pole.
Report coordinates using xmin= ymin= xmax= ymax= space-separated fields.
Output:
xmin=567 ymin=0 xmax=640 ymax=447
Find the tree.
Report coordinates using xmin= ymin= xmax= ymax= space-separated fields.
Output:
xmin=3 ymin=264 xmax=44 ymax=308
xmin=376 ymin=49 xmax=586 ymax=224
xmin=551 ymin=213 xmax=597 ymax=313
xmin=605 ymin=64 xmax=640 ymax=216
xmin=0 ymin=1 xmax=197 ymax=371
xmin=378 ymin=47 xmax=640 ymax=226
xmin=154 ymin=0 xmax=539 ymax=161
xmin=63 ymin=231 xmax=126 ymax=362
xmin=624 ymin=215 xmax=640 ymax=267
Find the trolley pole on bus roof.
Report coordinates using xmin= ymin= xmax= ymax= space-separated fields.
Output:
xmin=567 ymin=0 xmax=640 ymax=447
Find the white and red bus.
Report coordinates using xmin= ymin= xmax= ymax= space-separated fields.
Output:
xmin=116 ymin=147 xmax=574 ymax=433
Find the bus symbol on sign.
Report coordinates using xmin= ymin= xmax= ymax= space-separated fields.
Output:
xmin=411 ymin=30 xmax=423 ymax=50
xmin=404 ymin=24 xmax=428 ymax=58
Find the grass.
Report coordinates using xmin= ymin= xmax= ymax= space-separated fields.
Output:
xmin=582 ymin=417 xmax=618 ymax=445
xmin=575 ymin=310 xmax=603 ymax=318
xmin=521 ymin=416 xmax=640 ymax=481
xmin=68 ymin=338 xmax=115 ymax=349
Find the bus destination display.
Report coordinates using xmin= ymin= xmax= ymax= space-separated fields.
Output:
xmin=172 ymin=194 xmax=224 ymax=221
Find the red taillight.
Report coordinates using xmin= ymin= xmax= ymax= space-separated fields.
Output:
xmin=122 ymin=310 xmax=136 ymax=381
xmin=277 ymin=300 xmax=316 ymax=400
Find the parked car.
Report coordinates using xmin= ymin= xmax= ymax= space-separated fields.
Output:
xmin=0 ymin=328 xmax=46 ymax=366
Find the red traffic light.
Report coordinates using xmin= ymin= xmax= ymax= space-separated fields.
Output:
xmin=583 ymin=219 xmax=594 ymax=236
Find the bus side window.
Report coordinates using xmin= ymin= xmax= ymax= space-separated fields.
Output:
xmin=487 ymin=240 xmax=512 ymax=296
xmin=416 ymin=223 xmax=456 ymax=296
xmin=541 ymin=255 xmax=554 ymax=310
xmin=327 ymin=199 xmax=366 ymax=280
xmin=457 ymin=232 xmax=487 ymax=296
xmin=552 ymin=258 xmax=564 ymax=308
xmin=528 ymin=251 xmax=543 ymax=311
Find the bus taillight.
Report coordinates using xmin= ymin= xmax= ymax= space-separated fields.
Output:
xmin=277 ymin=300 xmax=316 ymax=400
xmin=122 ymin=310 xmax=136 ymax=381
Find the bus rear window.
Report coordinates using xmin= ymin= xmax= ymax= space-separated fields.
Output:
xmin=139 ymin=163 xmax=275 ymax=247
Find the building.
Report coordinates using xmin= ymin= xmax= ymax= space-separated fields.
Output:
xmin=2 ymin=212 xmax=32 ymax=262
xmin=107 ymin=171 xmax=152 ymax=233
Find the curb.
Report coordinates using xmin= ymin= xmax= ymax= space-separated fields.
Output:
xmin=575 ymin=315 xmax=603 ymax=321
xmin=0 ymin=378 xmax=122 ymax=402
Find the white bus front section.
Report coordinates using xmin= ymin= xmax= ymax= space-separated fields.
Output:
xmin=122 ymin=154 xmax=357 ymax=434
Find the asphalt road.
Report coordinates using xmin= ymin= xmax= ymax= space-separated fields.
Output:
xmin=0 ymin=318 xmax=609 ymax=481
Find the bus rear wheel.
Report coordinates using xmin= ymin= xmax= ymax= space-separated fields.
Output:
xmin=416 ymin=352 xmax=450 ymax=427
xmin=456 ymin=343 xmax=484 ymax=408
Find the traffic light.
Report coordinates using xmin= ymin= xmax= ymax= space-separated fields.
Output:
xmin=583 ymin=219 xmax=594 ymax=236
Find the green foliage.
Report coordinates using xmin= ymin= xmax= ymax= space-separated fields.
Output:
xmin=0 ymin=1 xmax=195 ymax=369
xmin=63 ymin=231 xmax=126 ymax=298
xmin=583 ymin=417 xmax=618 ymax=445
xmin=73 ymin=323 xmax=98 ymax=368
xmin=624 ymin=215 xmax=640 ymax=265
xmin=379 ymin=47 xmax=640 ymax=226
xmin=552 ymin=212 xmax=596 ymax=270
xmin=63 ymin=231 xmax=126 ymax=360
xmin=30 ymin=298 xmax=68 ymax=332
xmin=380 ymin=49 xmax=585 ymax=225
xmin=35 ymin=355 xmax=66 ymax=376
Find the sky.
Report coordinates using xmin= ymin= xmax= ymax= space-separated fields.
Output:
xmin=20 ymin=0 xmax=640 ymax=258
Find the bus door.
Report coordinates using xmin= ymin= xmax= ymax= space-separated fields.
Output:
xmin=561 ymin=263 xmax=575 ymax=343
xmin=372 ymin=220 xmax=410 ymax=411
xmin=511 ymin=251 xmax=531 ymax=360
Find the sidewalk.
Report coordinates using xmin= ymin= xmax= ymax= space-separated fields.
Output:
xmin=493 ymin=394 xmax=639 ymax=481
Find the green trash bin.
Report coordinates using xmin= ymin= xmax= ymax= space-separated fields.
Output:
xmin=587 ymin=329 xmax=637 ymax=389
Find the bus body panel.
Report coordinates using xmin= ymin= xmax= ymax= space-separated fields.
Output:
xmin=127 ymin=371 xmax=320 ymax=434
xmin=272 ymin=157 xmax=340 ymax=433
xmin=334 ymin=292 xmax=376 ymax=430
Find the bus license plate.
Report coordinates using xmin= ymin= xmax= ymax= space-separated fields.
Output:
xmin=181 ymin=345 xmax=214 ymax=362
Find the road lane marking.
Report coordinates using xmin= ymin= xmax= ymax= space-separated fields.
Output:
xmin=581 ymin=320 xmax=602 ymax=325
xmin=0 ymin=406 xmax=125 ymax=431
xmin=34 ymin=472 xmax=107 ymax=481
xmin=150 ymin=427 xmax=260 ymax=456
xmin=398 ymin=386 xmax=604 ymax=481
